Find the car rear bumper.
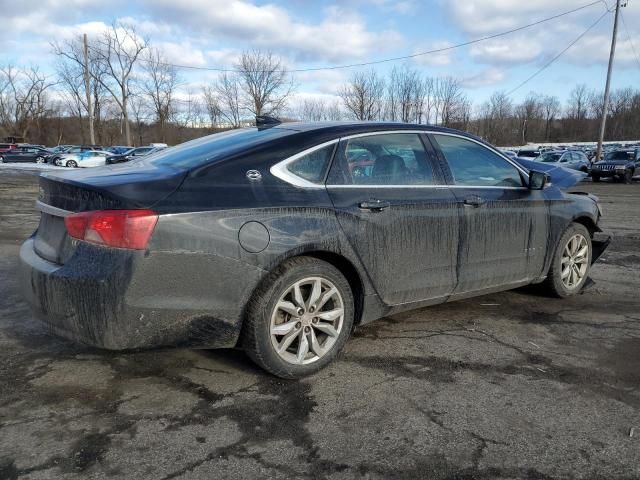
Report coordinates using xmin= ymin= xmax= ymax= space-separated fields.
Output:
xmin=19 ymin=238 xmax=265 ymax=350
xmin=591 ymin=169 xmax=626 ymax=178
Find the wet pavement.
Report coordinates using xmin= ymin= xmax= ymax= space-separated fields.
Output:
xmin=1 ymin=171 xmax=639 ymax=479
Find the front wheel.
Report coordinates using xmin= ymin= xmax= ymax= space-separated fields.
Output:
xmin=243 ymin=257 xmax=354 ymax=378
xmin=0 ymin=156 xmax=4 ymax=163
xmin=591 ymin=174 xmax=600 ymax=182
xmin=544 ymin=223 xmax=592 ymax=298
xmin=623 ymin=169 xmax=633 ymax=184
xmin=66 ymin=160 xmax=78 ymax=168
xmin=35 ymin=156 xmax=45 ymax=164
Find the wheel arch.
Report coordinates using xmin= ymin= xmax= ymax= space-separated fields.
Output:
xmin=572 ymin=215 xmax=600 ymax=237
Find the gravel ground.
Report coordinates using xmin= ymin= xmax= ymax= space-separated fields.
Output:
xmin=0 ymin=171 xmax=639 ymax=480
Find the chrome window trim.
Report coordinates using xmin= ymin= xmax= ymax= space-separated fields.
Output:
xmin=271 ymin=129 xmax=531 ymax=190
xmin=36 ymin=200 xmax=72 ymax=217
xmin=327 ymin=185 xmax=528 ymax=190
xmin=269 ymin=139 xmax=338 ymax=189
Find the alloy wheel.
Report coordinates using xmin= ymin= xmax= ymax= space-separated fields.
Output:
xmin=561 ymin=234 xmax=589 ymax=290
xmin=270 ymin=276 xmax=344 ymax=365
xmin=36 ymin=156 xmax=44 ymax=164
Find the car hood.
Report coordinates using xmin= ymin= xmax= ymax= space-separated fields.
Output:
xmin=514 ymin=158 xmax=586 ymax=189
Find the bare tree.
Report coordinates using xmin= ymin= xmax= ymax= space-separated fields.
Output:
xmin=0 ymin=65 xmax=55 ymax=141
xmin=235 ymin=50 xmax=293 ymax=117
xmin=386 ymin=65 xmax=423 ymax=123
xmin=215 ymin=73 xmax=242 ymax=127
xmin=202 ymin=85 xmax=222 ymax=129
xmin=515 ymin=93 xmax=543 ymax=144
xmin=541 ymin=95 xmax=561 ymax=141
xmin=339 ymin=69 xmax=385 ymax=120
xmin=56 ymin=60 xmax=88 ymax=143
xmin=141 ymin=48 xmax=178 ymax=142
xmin=433 ymin=77 xmax=466 ymax=126
xmin=92 ymin=21 xmax=148 ymax=145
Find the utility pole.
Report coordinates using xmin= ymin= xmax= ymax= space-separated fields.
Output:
xmin=83 ymin=33 xmax=95 ymax=145
xmin=596 ymin=0 xmax=623 ymax=162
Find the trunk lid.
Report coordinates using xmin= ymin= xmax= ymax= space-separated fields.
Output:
xmin=34 ymin=163 xmax=187 ymax=264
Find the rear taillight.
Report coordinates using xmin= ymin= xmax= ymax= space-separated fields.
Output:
xmin=64 ymin=209 xmax=158 ymax=250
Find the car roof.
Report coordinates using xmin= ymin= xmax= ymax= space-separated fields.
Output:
xmin=267 ymin=121 xmax=463 ymax=136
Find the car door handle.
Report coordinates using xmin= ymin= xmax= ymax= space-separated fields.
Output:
xmin=359 ymin=200 xmax=390 ymax=212
xmin=463 ymin=196 xmax=486 ymax=208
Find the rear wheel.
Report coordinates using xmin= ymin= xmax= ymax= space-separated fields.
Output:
xmin=66 ymin=160 xmax=78 ymax=168
xmin=243 ymin=257 xmax=354 ymax=378
xmin=544 ymin=223 xmax=592 ymax=298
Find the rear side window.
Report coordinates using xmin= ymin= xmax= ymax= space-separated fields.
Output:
xmin=329 ymin=133 xmax=438 ymax=186
xmin=145 ymin=128 xmax=294 ymax=169
xmin=287 ymin=144 xmax=335 ymax=183
xmin=433 ymin=134 xmax=524 ymax=187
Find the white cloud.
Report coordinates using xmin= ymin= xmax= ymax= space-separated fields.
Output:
xmin=469 ymin=36 xmax=543 ymax=64
xmin=461 ymin=68 xmax=505 ymax=88
xmin=141 ymin=0 xmax=404 ymax=62
xmin=412 ymin=41 xmax=453 ymax=66
xmin=449 ymin=0 xmax=600 ymax=35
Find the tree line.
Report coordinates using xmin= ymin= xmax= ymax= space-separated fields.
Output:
xmin=1 ymin=21 xmax=639 ymax=147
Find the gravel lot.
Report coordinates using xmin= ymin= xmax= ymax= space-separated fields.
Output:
xmin=1 ymin=170 xmax=639 ymax=479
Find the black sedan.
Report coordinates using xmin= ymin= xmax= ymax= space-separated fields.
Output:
xmin=0 ymin=146 xmax=52 ymax=163
xmin=19 ymin=122 xmax=610 ymax=378
xmin=591 ymin=150 xmax=640 ymax=183
xmin=106 ymin=146 xmax=162 ymax=164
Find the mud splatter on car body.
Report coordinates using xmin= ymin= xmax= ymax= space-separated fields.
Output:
xmin=19 ymin=122 xmax=609 ymax=350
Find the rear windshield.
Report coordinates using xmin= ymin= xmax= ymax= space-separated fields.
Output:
xmin=142 ymin=128 xmax=294 ymax=169
xmin=605 ymin=151 xmax=632 ymax=160
xmin=518 ymin=150 xmax=539 ymax=157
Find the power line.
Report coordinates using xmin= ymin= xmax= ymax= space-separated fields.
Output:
xmin=506 ymin=10 xmax=610 ymax=95
xmin=142 ymin=1 xmax=605 ymax=73
xmin=620 ymin=10 xmax=640 ymax=68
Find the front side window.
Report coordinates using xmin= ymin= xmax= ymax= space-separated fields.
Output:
xmin=432 ymin=134 xmax=524 ymax=187
xmin=287 ymin=144 xmax=335 ymax=184
xmin=330 ymin=133 xmax=437 ymax=186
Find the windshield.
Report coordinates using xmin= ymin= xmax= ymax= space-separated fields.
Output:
xmin=605 ymin=151 xmax=631 ymax=161
xmin=142 ymin=127 xmax=294 ymax=169
xmin=539 ymin=152 xmax=562 ymax=163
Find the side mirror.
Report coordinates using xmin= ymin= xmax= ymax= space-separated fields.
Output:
xmin=529 ymin=170 xmax=550 ymax=190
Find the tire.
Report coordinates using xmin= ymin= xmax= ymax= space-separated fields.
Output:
xmin=35 ymin=156 xmax=45 ymax=164
xmin=242 ymin=256 xmax=354 ymax=379
xmin=623 ymin=169 xmax=633 ymax=184
xmin=0 ymin=156 xmax=4 ymax=163
xmin=591 ymin=174 xmax=600 ymax=182
xmin=543 ymin=223 xmax=592 ymax=298
xmin=66 ymin=160 xmax=78 ymax=168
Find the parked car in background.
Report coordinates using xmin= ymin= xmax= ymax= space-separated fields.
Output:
xmin=0 ymin=145 xmax=52 ymax=164
xmin=500 ymin=149 xmax=517 ymax=159
xmin=516 ymin=148 xmax=541 ymax=160
xmin=106 ymin=146 xmax=134 ymax=155
xmin=591 ymin=150 xmax=639 ymax=183
xmin=55 ymin=150 xmax=109 ymax=168
xmin=106 ymin=146 xmax=164 ymax=164
xmin=536 ymin=150 xmax=590 ymax=173
xmin=19 ymin=122 xmax=610 ymax=378
xmin=0 ymin=143 xmax=18 ymax=154
xmin=47 ymin=146 xmax=102 ymax=164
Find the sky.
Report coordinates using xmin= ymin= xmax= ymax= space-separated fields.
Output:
xmin=1 ymin=0 xmax=639 ymax=108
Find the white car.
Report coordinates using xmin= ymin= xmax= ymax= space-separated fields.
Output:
xmin=57 ymin=150 xmax=111 ymax=168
